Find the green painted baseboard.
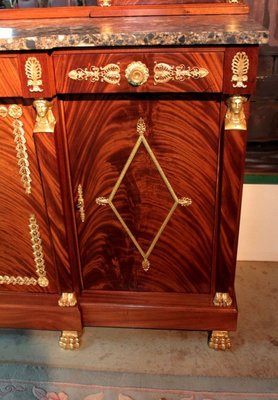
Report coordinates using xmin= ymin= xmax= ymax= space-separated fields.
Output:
xmin=244 ymin=174 xmax=278 ymax=184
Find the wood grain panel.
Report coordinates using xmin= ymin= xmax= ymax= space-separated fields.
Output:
xmin=0 ymin=56 xmax=22 ymax=97
xmin=54 ymin=49 xmax=224 ymax=94
xmin=53 ymin=99 xmax=84 ymax=294
xmin=0 ymin=293 xmax=82 ymax=330
xmin=112 ymin=0 xmax=230 ymax=4
xmin=89 ymin=4 xmax=249 ymax=17
xmin=80 ymin=291 xmax=237 ymax=330
xmin=33 ymin=122 xmax=73 ymax=293
xmin=0 ymin=102 xmax=59 ymax=293
xmin=65 ymin=94 xmax=220 ymax=294
xmin=0 ymin=4 xmax=249 ymax=19
xmin=217 ymin=112 xmax=248 ymax=293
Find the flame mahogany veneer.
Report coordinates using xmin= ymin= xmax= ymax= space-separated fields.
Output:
xmin=0 ymin=10 xmax=262 ymax=343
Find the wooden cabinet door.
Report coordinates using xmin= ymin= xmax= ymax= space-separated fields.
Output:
xmin=0 ymin=102 xmax=59 ymax=293
xmin=65 ymin=94 xmax=220 ymax=296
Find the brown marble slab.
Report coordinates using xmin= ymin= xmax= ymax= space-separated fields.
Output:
xmin=0 ymin=14 xmax=268 ymax=51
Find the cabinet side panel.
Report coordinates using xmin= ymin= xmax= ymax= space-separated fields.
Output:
xmin=33 ymin=131 xmax=73 ymax=292
xmin=0 ymin=57 xmax=22 ymax=97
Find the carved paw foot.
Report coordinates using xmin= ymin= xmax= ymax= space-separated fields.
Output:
xmin=208 ymin=330 xmax=231 ymax=350
xmin=59 ymin=330 xmax=80 ymax=350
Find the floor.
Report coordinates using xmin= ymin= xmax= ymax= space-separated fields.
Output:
xmin=0 ymin=261 xmax=277 ymax=380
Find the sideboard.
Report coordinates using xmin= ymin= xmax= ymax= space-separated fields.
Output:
xmin=0 ymin=1 xmax=268 ymax=350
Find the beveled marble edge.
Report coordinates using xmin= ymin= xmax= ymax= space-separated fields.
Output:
xmin=0 ymin=15 xmax=269 ymax=51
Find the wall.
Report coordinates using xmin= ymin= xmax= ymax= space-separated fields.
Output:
xmin=245 ymin=0 xmax=278 ymax=173
xmin=238 ymin=184 xmax=278 ymax=261
xmin=237 ymin=1 xmax=278 ymax=261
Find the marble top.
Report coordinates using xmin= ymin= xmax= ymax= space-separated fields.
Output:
xmin=0 ymin=14 xmax=268 ymax=51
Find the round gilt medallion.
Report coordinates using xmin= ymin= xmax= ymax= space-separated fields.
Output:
xmin=125 ymin=61 xmax=149 ymax=87
xmin=8 ymin=104 xmax=23 ymax=119
xmin=38 ymin=277 xmax=49 ymax=287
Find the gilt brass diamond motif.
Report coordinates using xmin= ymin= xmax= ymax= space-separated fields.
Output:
xmin=96 ymin=118 xmax=192 ymax=271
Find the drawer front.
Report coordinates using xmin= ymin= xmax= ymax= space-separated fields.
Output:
xmin=53 ymin=50 xmax=224 ymax=94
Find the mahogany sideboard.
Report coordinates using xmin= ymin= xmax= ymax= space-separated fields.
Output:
xmin=0 ymin=1 xmax=268 ymax=350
